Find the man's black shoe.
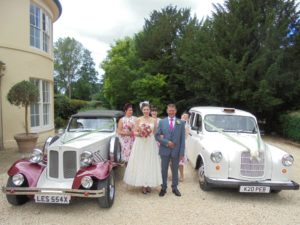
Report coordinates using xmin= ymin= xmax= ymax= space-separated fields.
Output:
xmin=172 ymin=189 xmax=181 ymax=197
xmin=159 ymin=189 xmax=166 ymax=197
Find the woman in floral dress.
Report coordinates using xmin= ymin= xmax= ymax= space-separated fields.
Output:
xmin=117 ymin=103 xmax=136 ymax=163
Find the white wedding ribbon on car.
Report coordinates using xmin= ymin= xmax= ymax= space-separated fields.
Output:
xmin=61 ymin=128 xmax=111 ymax=144
xmin=203 ymin=119 xmax=262 ymax=161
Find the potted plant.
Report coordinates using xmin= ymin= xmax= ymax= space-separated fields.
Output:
xmin=7 ymin=80 xmax=39 ymax=152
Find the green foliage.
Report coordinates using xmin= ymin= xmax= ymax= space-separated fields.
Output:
xmin=72 ymin=49 xmax=100 ymax=100
xmin=70 ymin=99 xmax=89 ymax=112
xmin=100 ymin=1 xmax=300 ymax=133
xmin=7 ymin=80 xmax=39 ymax=134
xmin=135 ymin=6 xmax=198 ymax=105
xmin=101 ymin=38 xmax=140 ymax=109
xmin=54 ymin=117 xmax=67 ymax=129
xmin=54 ymin=95 xmax=102 ymax=128
xmin=280 ymin=111 xmax=300 ymax=141
xmin=7 ymin=80 xmax=39 ymax=107
xmin=54 ymin=95 xmax=88 ymax=128
xmin=131 ymin=74 xmax=167 ymax=112
xmin=54 ymin=37 xmax=99 ymax=99
xmin=54 ymin=94 xmax=72 ymax=120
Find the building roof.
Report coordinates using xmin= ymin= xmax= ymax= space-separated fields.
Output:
xmin=72 ymin=110 xmax=124 ymax=118
xmin=53 ymin=0 xmax=62 ymax=19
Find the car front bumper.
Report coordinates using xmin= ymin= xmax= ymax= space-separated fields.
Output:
xmin=2 ymin=186 xmax=105 ymax=198
xmin=205 ymin=177 xmax=299 ymax=190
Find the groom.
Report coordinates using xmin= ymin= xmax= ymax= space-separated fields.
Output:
xmin=155 ymin=104 xmax=185 ymax=197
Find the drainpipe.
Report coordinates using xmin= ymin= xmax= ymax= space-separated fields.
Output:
xmin=0 ymin=61 xmax=5 ymax=151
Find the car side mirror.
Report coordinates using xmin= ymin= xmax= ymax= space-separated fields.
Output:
xmin=192 ymin=126 xmax=198 ymax=131
xmin=58 ymin=128 xmax=65 ymax=135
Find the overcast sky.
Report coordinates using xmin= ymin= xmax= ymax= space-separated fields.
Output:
xmin=53 ymin=0 xmax=224 ymax=75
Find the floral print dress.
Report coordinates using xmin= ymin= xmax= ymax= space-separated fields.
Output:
xmin=119 ymin=116 xmax=136 ymax=162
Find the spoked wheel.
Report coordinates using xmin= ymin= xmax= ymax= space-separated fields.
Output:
xmin=6 ymin=176 xmax=29 ymax=205
xmin=198 ymin=163 xmax=211 ymax=191
xmin=97 ymin=170 xmax=115 ymax=208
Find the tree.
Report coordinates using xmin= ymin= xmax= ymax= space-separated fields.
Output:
xmin=178 ymin=0 xmax=300 ymax=122
xmin=7 ymin=81 xmax=39 ymax=134
xmin=135 ymin=6 xmax=198 ymax=110
xmin=131 ymin=74 xmax=167 ymax=112
xmin=101 ymin=38 xmax=141 ymax=109
xmin=72 ymin=49 xmax=100 ymax=100
xmin=54 ymin=37 xmax=84 ymax=98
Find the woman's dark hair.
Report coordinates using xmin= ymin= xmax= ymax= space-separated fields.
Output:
xmin=150 ymin=106 xmax=157 ymax=112
xmin=123 ymin=103 xmax=133 ymax=112
xmin=141 ymin=103 xmax=150 ymax=110
xmin=181 ymin=111 xmax=189 ymax=116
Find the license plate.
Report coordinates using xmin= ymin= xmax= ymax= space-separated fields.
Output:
xmin=239 ymin=186 xmax=270 ymax=193
xmin=34 ymin=194 xmax=70 ymax=204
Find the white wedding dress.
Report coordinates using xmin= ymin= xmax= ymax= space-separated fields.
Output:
xmin=123 ymin=119 xmax=162 ymax=187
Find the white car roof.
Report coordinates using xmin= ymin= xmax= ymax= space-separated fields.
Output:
xmin=189 ymin=106 xmax=256 ymax=118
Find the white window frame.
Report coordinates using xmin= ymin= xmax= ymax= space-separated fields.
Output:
xmin=30 ymin=3 xmax=51 ymax=53
xmin=30 ymin=79 xmax=53 ymax=132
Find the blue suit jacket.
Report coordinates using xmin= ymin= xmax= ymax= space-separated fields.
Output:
xmin=155 ymin=117 xmax=185 ymax=158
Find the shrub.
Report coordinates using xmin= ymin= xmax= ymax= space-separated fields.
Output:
xmin=70 ymin=99 xmax=88 ymax=113
xmin=54 ymin=94 xmax=71 ymax=119
xmin=54 ymin=95 xmax=88 ymax=128
xmin=54 ymin=116 xmax=67 ymax=129
xmin=279 ymin=111 xmax=300 ymax=142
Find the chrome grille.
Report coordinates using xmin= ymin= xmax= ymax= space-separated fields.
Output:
xmin=240 ymin=152 xmax=264 ymax=177
xmin=49 ymin=150 xmax=59 ymax=178
xmin=93 ymin=150 xmax=107 ymax=163
xmin=63 ymin=151 xmax=77 ymax=178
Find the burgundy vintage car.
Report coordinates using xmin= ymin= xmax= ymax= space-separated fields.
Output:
xmin=2 ymin=110 xmax=123 ymax=208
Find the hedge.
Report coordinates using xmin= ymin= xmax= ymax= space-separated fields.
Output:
xmin=54 ymin=95 xmax=89 ymax=128
xmin=279 ymin=111 xmax=300 ymax=142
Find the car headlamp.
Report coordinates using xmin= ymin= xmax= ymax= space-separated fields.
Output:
xmin=30 ymin=149 xmax=43 ymax=163
xmin=210 ymin=151 xmax=223 ymax=163
xmin=282 ymin=154 xmax=294 ymax=167
xmin=12 ymin=173 xmax=25 ymax=186
xmin=81 ymin=176 xmax=93 ymax=189
xmin=80 ymin=151 xmax=93 ymax=167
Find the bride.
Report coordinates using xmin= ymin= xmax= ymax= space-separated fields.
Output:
xmin=123 ymin=102 xmax=162 ymax=194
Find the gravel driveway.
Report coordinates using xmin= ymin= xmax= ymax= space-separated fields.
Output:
xmin=0 ymin=137 xmax=299 ymax=225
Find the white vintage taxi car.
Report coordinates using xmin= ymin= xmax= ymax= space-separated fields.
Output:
xmin=187 ymin=107 xmax=299 ymax=193
xmin=2 ymin=110 xmax=124 ymax=208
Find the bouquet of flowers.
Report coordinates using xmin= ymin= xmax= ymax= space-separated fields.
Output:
xmin=124 ymin=123 xmax=135 ymax=138
xmin=139 ymin=123 xmax=152 ymax=138
xmin=124 ymin=124 xmax=133 ymax=132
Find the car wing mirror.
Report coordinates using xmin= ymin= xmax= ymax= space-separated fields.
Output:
xmin=191 ymin=126 xmax=198 ymax=132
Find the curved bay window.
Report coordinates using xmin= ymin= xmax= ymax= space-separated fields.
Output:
xmin=30 ymin=79 xmax=51 ymax=131
xmin=30 ymin=3 xmax=51 ymax=52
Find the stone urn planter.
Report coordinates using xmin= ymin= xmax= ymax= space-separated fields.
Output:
xmin=14 ymin=133 xmax=38 ymax=152
xmin=7 ymin=80 xmax=40 ymax=152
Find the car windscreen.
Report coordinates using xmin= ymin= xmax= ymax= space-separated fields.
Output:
xmin=204 ymin=114 xmax=257 ymax=134
xmin=68 ymin=117 xmax=115 ymax=132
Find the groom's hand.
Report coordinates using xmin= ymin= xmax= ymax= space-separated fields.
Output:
xmin=167 ymin=141 xmax=175 ymax=149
